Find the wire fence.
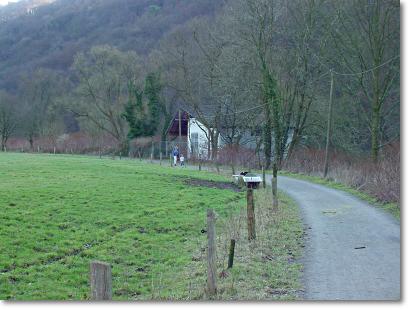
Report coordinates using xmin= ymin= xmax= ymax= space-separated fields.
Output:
xmin=4 ymin=136 xmax=266 ymax=172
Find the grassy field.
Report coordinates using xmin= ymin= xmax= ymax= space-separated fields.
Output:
xmin=0 ymin=153 xmax=303 ymax=300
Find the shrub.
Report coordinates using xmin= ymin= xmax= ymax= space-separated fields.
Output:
xmin=283 ymin=144 xmax=400 ymax=204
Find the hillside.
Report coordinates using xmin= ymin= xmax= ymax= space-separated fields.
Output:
xmin=0 ymin=0 xmax=222 ymax=91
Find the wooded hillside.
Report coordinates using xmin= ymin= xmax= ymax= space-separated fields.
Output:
xmin=0 ymin=0 xmax=222 ymax=90
xmin=0 ymin=0 xmax=400 ymax=204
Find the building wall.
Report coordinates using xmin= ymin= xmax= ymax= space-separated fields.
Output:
xmin=187 ymin=118 xmax=211 ymax=159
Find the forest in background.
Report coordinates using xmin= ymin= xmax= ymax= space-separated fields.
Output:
xmin=0 ymin=0 xmax=400 ymax=204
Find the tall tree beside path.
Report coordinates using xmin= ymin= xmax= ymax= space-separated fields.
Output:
xmin=233 ymin=0 xmax=283 ymax=207
xmin=329 ymin=0 xmax=400 ymax=162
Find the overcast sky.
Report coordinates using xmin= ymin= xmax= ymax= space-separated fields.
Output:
xmin=0 ymin=0 xmax=22 ymax=6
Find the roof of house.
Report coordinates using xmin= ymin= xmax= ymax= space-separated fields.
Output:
xmin=165 ymin=109 xmax=191 ymax=136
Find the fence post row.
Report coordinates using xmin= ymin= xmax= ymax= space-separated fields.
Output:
xmin=90 ymin=261 xmax=112 ymax=300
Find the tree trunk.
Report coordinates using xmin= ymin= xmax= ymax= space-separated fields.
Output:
xmin=323 ymin=70 xmax=334 ymax=178
xmin=1 ymin=135 xmax=6 ymax=151
xmin=263 ymin=114 xmax=272 ymax=169
xmin=119 ymin=139 xmax=129 ymax=156
xmin=371 ymin=102 xmax=381 ymax=163
xmin=272 ymin=161 xmax=278 ymax=209
xmin=210 ymin=131 xmax=219 ymax=161
xmin=29 ymin=136 xmax=34 ymax=151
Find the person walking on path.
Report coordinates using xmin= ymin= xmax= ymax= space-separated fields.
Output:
xmin=180 ymin=154 xmax=185 ymax=167
xmin=172 ymin=146 xmax=179 ymax=166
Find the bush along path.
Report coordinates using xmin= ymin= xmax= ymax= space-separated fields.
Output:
xmin=270 ymin=175 xmax=400 ymax=300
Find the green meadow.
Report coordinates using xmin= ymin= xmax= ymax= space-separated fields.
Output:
xmin=0 ymin=153 xmax=303 ymax=300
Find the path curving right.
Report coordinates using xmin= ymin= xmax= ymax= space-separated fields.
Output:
xmin=274 ymin=175 xmax=400 ymax=300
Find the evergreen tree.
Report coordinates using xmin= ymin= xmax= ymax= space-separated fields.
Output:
xmin=122 ymin=73 xmax=164 ymax=139
xmin=144 ymin=72 xmax=163 ymax=135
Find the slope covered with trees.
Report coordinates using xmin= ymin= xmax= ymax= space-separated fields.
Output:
xmin=0 ymin=0 xmax=223 ymax=90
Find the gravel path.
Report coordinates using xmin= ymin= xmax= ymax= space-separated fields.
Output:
xmin=272 ymin=175 xmax=401 ymax=300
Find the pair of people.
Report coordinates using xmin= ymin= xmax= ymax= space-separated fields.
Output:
xmin=172 ymin=146 xmax=185 ymax=166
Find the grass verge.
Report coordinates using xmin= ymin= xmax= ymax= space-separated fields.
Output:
xmin=184 ymin=188 xmax=304 ymax=300
xmin=279 ymin=170 xmax=400 ymax=220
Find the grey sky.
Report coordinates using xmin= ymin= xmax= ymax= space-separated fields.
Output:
xmin=0 ymin=0 xmax=22 ymax=6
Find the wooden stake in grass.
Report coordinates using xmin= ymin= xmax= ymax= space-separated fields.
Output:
xmin=246 ymin=189 xmax=256 ymax=240
xmin=199 ymin=161 xmax=202 ymax=171
xmin=160 ymin=152 xmax=162 ymax=166
xmin=90 ymin=261 xmax=112 ymax=300
xmin=228 ymin=239 xmax=236 ymax=269
xmin=262 ymin=166 xmax=266 ymax=188
xmin=53 ymin=147 xmax=56 ymax=155
xmin=207 ymin=209 xmax=217 ymax=296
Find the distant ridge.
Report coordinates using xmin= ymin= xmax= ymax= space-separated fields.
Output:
xmin=0 ymin=0 xmax=221 ymax=91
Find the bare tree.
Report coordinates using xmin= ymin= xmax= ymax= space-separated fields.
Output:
xmin=20 ymin=69 xmax=64 ymax=150
xmin=329 ymin=0 xmax=400 ymax=162
xmin=71 ymin=45 xmax=142 ymax=153
xmin=0 ymin=90 xmax=18 ymax=151
xmin=157 ymin=20 xmax=224 ymax=161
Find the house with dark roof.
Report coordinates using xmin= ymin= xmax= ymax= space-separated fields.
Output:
xmin=165 ymin=109 xmax=221 ymax=159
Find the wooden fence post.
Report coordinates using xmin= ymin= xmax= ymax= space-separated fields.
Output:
xmin=159 ymin=141 xmax=162 ymax=163
xmin=207 ymin=209 xmax=217 ymax=296
xmin=160 ymin=152 xmax=162 ymax=165
xmin=90 ymin=261 xmax=112 ymax=300
xmin=199 ymin=161 xmax=202 ymax=171
xmin=246 ymin=189 xmax=256 ymax=240
xmin=53 ymin=147 xmax=56 ymax=155
xmin=262 ymin=166 xmax=266 ymax=188
xmin=228 ymin=239 xmax=235 ymax=269
xmin=170 ymin=154 xmax=173 ymax=167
